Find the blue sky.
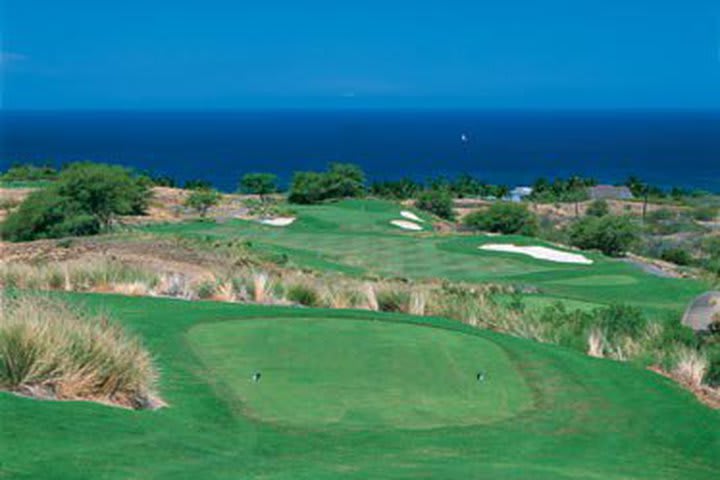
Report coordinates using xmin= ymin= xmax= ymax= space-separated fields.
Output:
xmin=1 ymin=0 xmax=719 ymax=109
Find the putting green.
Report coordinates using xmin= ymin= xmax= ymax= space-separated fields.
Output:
xmin=189 ymin=317 xmax=533 ymax=429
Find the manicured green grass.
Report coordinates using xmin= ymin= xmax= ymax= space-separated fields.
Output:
xmin=1 ymin=293 xmax=718 ymax=478
xmin=189 ymin=318 xmax=532 ymax=429
xmin=145 ymin=199 xmax=707 ymax=317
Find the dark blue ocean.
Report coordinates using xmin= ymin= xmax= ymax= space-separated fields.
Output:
xmin=1 ymin=110 xmax=719 ymax=192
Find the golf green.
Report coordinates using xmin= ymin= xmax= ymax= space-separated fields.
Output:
xmin=189 ymin=317 xmax=532 ymax=429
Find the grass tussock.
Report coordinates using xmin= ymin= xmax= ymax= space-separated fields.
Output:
xmin=0 ymin=295 xmax=162 ymax=410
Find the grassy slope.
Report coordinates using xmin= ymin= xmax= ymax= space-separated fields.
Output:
xmin=1 ymin=293 xmax=718 ymax=479
xmin=145 ymin=199 xmax=706 ymax=316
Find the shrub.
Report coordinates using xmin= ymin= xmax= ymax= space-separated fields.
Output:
xmin=183 ymin=179 xmax=213 ymax=190
xmin=370 ymin=178 xmax=422 ymax=199
xmin=376 ymin=287 xmax=410 ymax=312
xmin=660 ymin=248 xmax=693 ymax=266
xmin=0 ymin=295 xmax=161 ymax=409
xmin=1 ymin=190 xmax=99 ymax=241
xmin=288 ymin=163 xmax=366 ymax=204
xmin=286 ymin=283 xmax=320 ymax=307
xmin=2 ymin=163 xmax=150 ymax=241
xmin=184 ymin=189 xmax=221 ymax=217
xmin=464 ymin=202 xmax=538 ymax=235
xmin=586 ymin=199 xmax=609 ymax=217
xmin=690 ymin=206 xmax=718 ymax=222
xmin=239 ymin=173 xmax=278 ymax=200
xmin=567 ymin=215 xmax=639 ymax=257
xmin=54 ymin=163 xmax=150 ymax=227
xmin=195 ymin=280 xmax=217 ymax=299
xmin=415 ymin=189 xmax=455 ymax=220
xmin=1 ymin=163 xmax=58 ymax=182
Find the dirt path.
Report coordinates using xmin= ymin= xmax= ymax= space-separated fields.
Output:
xmin=682 ymin=291 xmax=720 ymax=331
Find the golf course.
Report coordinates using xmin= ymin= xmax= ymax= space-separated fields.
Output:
xmin=146 ymin=199 xmax=707 ymax=317
xmin=1 ymin=294 xmax=718 ymax=479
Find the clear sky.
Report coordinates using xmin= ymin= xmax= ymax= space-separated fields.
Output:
xmin=1 ymin=0 xmax=719 ymax=109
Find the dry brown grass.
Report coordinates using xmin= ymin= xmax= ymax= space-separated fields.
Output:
xmin=0 ymin=295 xmax=162 ymax=409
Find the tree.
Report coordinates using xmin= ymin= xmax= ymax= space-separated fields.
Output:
xmin=415 ymin=189 xmax=455 ymax=220
xmin=567 ymin=215 xmax=639 ymax=257
xmin=239 ymin=173 xmax=278 ymax=201
xmin=1 ymin=162 xmax=150 ymax=241
xmin=464 ymin=202 xmax=538 ymax=235
xmin=183 ymin=179 xmax=213 ymax=190
xmin=54 ymin=162 xmax=150 ymax=228
xmin=586 ymin=199 xmax=610 ymax=217
xmin=1 ymin=190 xmax=99 ymax=241
xmin=184 ymin=189 xmax=221 ymax=217
xmin=288 ymin=163 xmax=366 ymax=204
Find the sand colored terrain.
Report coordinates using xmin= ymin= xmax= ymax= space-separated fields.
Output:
xmin=259 ymin=217 xmax=296 ymax=227
xmin=480 ymin=243 xmax=593 ymax=265
xmin=391 ymin=219 xmax=423 ymax=231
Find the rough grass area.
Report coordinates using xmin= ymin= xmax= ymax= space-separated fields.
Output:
xmin=1 ymin=293 xmax=718 ymax=479
xmin=0 ymin=295 xmax=160 ymax=409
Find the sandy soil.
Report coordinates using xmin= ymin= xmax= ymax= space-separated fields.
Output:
xmin=480 ymin=243 xmax=593 ymax=265
xmin=400 ymin=211 xmax=424 ymax=222
xmin=391 ymin=220 xmax=423 ymax=231
xmin=259 ymin=217 xmax=296 ymax=227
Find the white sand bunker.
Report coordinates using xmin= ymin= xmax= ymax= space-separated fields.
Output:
xmin=480 ymin=244 xmax=593 ymax=265
xmin=400 ymin=210 xmax=424 ymax=222
xmin=391 ymin=220 xmax=423 ymax=231
xmin=259 ymin=217 xmax=296 ymax=227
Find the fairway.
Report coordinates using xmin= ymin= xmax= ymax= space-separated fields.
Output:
xmin=145 ymin=199 xmax=707 ymax=316
xmin=189 ymin=318 xmax=532 ymax=429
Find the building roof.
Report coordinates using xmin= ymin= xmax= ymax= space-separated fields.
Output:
xmin=587 ymin=185 xmax=633 ymax=200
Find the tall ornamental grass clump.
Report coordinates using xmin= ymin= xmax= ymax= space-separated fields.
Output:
xmin=0 ymin=295 xmax=161 ymax=409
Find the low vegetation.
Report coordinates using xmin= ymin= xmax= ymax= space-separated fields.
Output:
xmin=415 ymin=188 xmax=455 ymax=220
xmin=184 ymin=188 xmax=221 ymax=217
xmin=1 ymin=162 xmax=150 ymax=241
xmin=0 ymin=294 xmax=160 ymax=409
xmin=464 ymin=202 xmax=538 ymax=235
xmin=288 ymin=163 xmax=366 ymax=204
xmin=567 ymin=214 xmax=639 ymax=257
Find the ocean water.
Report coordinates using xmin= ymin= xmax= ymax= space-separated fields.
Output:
xmin=1 ymin=110 xmax=719 ymax=192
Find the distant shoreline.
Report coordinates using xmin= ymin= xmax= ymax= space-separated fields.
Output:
xmin=2 ymin=109 xmax=719 ymax=192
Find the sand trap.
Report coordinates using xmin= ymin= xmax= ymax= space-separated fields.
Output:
xmin=391 ymin=220 xmax=423 ymax=231
xmin=400 ymin=210 xmax=424 ymax=222
xmin=480 ymin=244 xmax=593 ymax=265
xmin=259 ymin=217 xmax=296 ymax=227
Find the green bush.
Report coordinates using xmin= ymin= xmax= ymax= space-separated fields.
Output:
xmin=1 ymin=163 xmax=58 ymax=182
xmin=184 ymin=189 xmax=221 ymax=217
xmin=568 ymin=215 xmax=639 ymax=257
xmin=1 ymin=190 xmax=99 ymax=241
xmin=54 ymin=162 xmax=150 ymax=227
xmin=690 ymin=206 xmax=718 ymax=222
xmin=660 ymin=248 xmax=693 ymax=266
xmin=239 ymin=173 xmax=278 ymax=199
xmin=1 ymin=162 xmax=150 ymax=242
xmin=370 ymin=178 xmax=422 ymax=199
xmin=415 ymin=189 xmax=455 ymax=220
xmin=586 ymin=199 xmax=609 ymax=217
xmin=286 ymin=283 xmax=320 ymax=307
xmin=288 ymin=163 xmax=366 ymax=204
xmin=464 ymin=202 xmax=538 ymax=235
